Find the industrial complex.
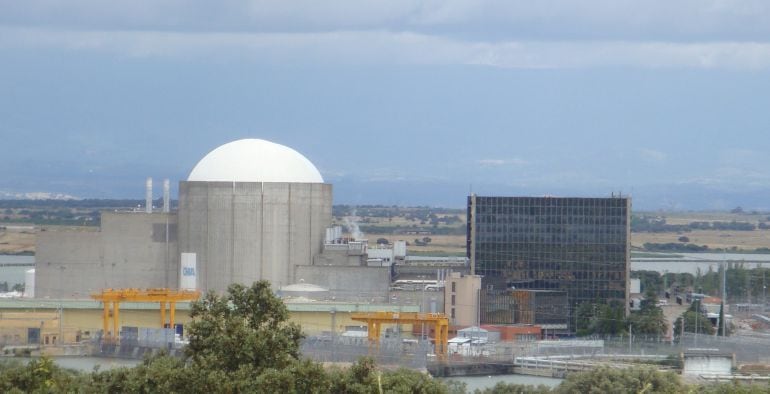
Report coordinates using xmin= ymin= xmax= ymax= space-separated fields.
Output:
xmin=1 ymin=138 xmax=638 ymax=359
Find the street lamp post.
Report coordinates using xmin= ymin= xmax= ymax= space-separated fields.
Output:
xmin=330 ymin=308 xmax=337 ymax=361
xmin=418 ymin=275 xmax=426 ymax=341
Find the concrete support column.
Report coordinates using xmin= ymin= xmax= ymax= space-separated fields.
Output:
xmin=112 ymin=302 xmax=120 ymax=341
xmin=170 ymin=302 xmax=176 ymax=329
xmin=102 ymin=303 xmax=109 ymax=338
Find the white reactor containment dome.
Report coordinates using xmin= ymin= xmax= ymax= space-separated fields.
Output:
xmin=187 ymin=138 xmax=324 ymax=183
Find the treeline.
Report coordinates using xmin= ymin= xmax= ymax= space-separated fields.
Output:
xmin=333 ymin=205 xmax=464 ymax=228
xmin=333 ymin=204 xmax=464 ymax=217
xmin=632 ymin=264 xmax=770 ymax=302
xmin=0 ymin=199 xmax=173 ymax=209
xmin=358 ymin=225 xmax=466 ymax=236
xmin=642 ymin=242 xmax=770 ymax=254
xmin=642 ymin=243 xmax=709 ymax=252
xmin=1 ymin=198 xmax=180 ymax=226
xmin=5 ymin=359 xmax=761 ymax=394
xmin=632 ymin=215 xmax=769 ymax=233
xmin=0 ymin=282 xmax=24 ymax=292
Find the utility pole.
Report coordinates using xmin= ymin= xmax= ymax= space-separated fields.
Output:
xmin=330 ymin=308 xmax=337 ymax=361
xmin=694 ymin=300 xmax=699 ymax=347
xmin=722 ymin=260 xmax=727 ymax=337
xmin=628 ymin=323 xmax=632 ymax=354
xmin=58 ymin=302 xmax=63 ymax=345
xmin=419 ymin=275 xmax=425 ymax=341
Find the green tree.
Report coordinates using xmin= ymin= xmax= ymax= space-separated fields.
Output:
xmin=674 ymin=301 xmax=714 ymax=337
xmin=699 ymin=380 xmax=770 ymax=393
xmin=555 ymin=366 xmax=687 ymax=394
xmin=717 ymin=302 xmax=727 ymax=337
xmin=627 ymin=289 xmax=667 ymax=337
xmin=185 ymin=281 xmax=303 ymax=374
xmin=594 ymin=301 xmax=626 ymax=335
xmin=575 ymin=301 xmax=626 ymax=336
xmin=0 ymin=357 xmax=87 ymax=393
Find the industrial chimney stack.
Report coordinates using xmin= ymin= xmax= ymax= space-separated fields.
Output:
xmin=145 ymin=177 xmax=153 ymax=213
xmin=163 ymin=179 xmax=170 ymax=213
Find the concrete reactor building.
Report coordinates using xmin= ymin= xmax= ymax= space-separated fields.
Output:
xmin=35 ymin=139 xmax=386 ymax=299
xmin=178 ymin=139 xmax=332 ymax=292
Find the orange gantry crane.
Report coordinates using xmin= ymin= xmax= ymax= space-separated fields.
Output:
xmin=91 ymin=288 xmax=200 ymax=341
xmin=350 ymin=312 xmax=449 ymax=355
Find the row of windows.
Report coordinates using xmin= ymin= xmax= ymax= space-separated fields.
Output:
xmin=475 ymin=207 xmax=627 ymax=219
xmin=480 ymin=269 xmax=625 ymax=281
xmin=476 ymin=234 xmax=627 ymax=244
xmin=475 ymin=251 xmax=626 ymax=261
xmin=472 ymin=196 xmax=629 ymax=208
xmin=475 ymin=215 xmax=627 ymax=226
xmin=476 ymin=259 xmax=625 ymax=269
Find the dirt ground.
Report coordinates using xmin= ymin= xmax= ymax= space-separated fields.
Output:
xmin=0 ymin=229 xmax=36 ymax=254
xmin=5 ymin=210 xmax=769 ymax=256
xmin=366 ymin=233 xmax=466 ymax=255
xmin=631 ymin=229 xmax=770 ymax=251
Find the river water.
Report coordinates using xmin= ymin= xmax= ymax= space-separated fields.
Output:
xmin=632 ymin=252 xmax=770 ymax=274
xmin=440 ymin=374 xmax=563 ymax=391
xmin=0 ymin=356 xmax=141 ymax=371
xmin=0 ymin=255 xmax=34 ymax=286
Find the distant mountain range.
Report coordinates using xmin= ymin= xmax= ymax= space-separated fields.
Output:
xmin=1 ymin=180 xmax=768 ymax=212
xmin=0 ymin=191 xmax=80 ymax=201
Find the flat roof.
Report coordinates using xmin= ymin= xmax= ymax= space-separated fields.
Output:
xmin=0 ymin=298 xmax=419 ymax=313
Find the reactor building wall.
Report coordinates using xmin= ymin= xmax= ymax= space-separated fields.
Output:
xmin=177 ymin=181 xmax=332 ymax=293
xmin=35 ymin=211 xmax=178 ymax=298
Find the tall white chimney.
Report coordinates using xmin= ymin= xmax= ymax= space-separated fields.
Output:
xmin=145 ymin=177 xmax=153 ymax=213
xmin=163 ymin=178 xmax=170 ymax=213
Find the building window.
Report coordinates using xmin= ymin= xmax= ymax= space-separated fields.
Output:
xmin=451 ymin=282 xmax=456 ymax=293
xmin=451 ymin=308 xmax=455 ymax=319
xmin=451 ymin=295 xmax=456 ymax=306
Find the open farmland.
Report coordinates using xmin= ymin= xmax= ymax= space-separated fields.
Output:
xmin=2 ymin=201 xmax=769 ymax=256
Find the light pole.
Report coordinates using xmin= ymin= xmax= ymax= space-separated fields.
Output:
xmin=419 ymin=275 xmax=426 ymax=341
xmin=694 ymin=300 xmax=699 ymax=347
xmin=330 ymin=307 xmax=337 ymax=361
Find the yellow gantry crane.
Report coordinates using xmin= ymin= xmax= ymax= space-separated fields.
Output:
xmin=350 ymin=312 xmax=450 ymax=355
xmin=91 ymin=288 xmax=200 ymax=342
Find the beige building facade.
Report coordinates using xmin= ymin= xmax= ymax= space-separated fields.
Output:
xmin=444 ymin=272 xmax=482 ymax=326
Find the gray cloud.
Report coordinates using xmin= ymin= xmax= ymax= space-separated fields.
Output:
xmin=478 ymin=158 xmax=528 ymax=167
xmin=2 ymin=1 xmax=770 ymax=42
xmin=3 ymin=26 xmax=770 ymax=69
xmin=3 ymin=1 xmax=770 ymax=69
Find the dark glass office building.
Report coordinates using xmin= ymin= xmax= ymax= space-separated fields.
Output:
xmin=467 ymin=195 xmax=631 ymax=318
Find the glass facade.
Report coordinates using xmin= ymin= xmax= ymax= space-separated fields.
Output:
xmin=480 ymin=290 xmax=569 ymax=326
xmin=468 ymin=196 xmax=630 ymax=316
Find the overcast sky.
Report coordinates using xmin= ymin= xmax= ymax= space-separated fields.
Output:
xmin=2 ymin=1 xmax=770 ymax=209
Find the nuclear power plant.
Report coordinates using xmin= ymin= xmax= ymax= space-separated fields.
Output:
xmin=35 ymin=139 xmax=389 ymax=300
